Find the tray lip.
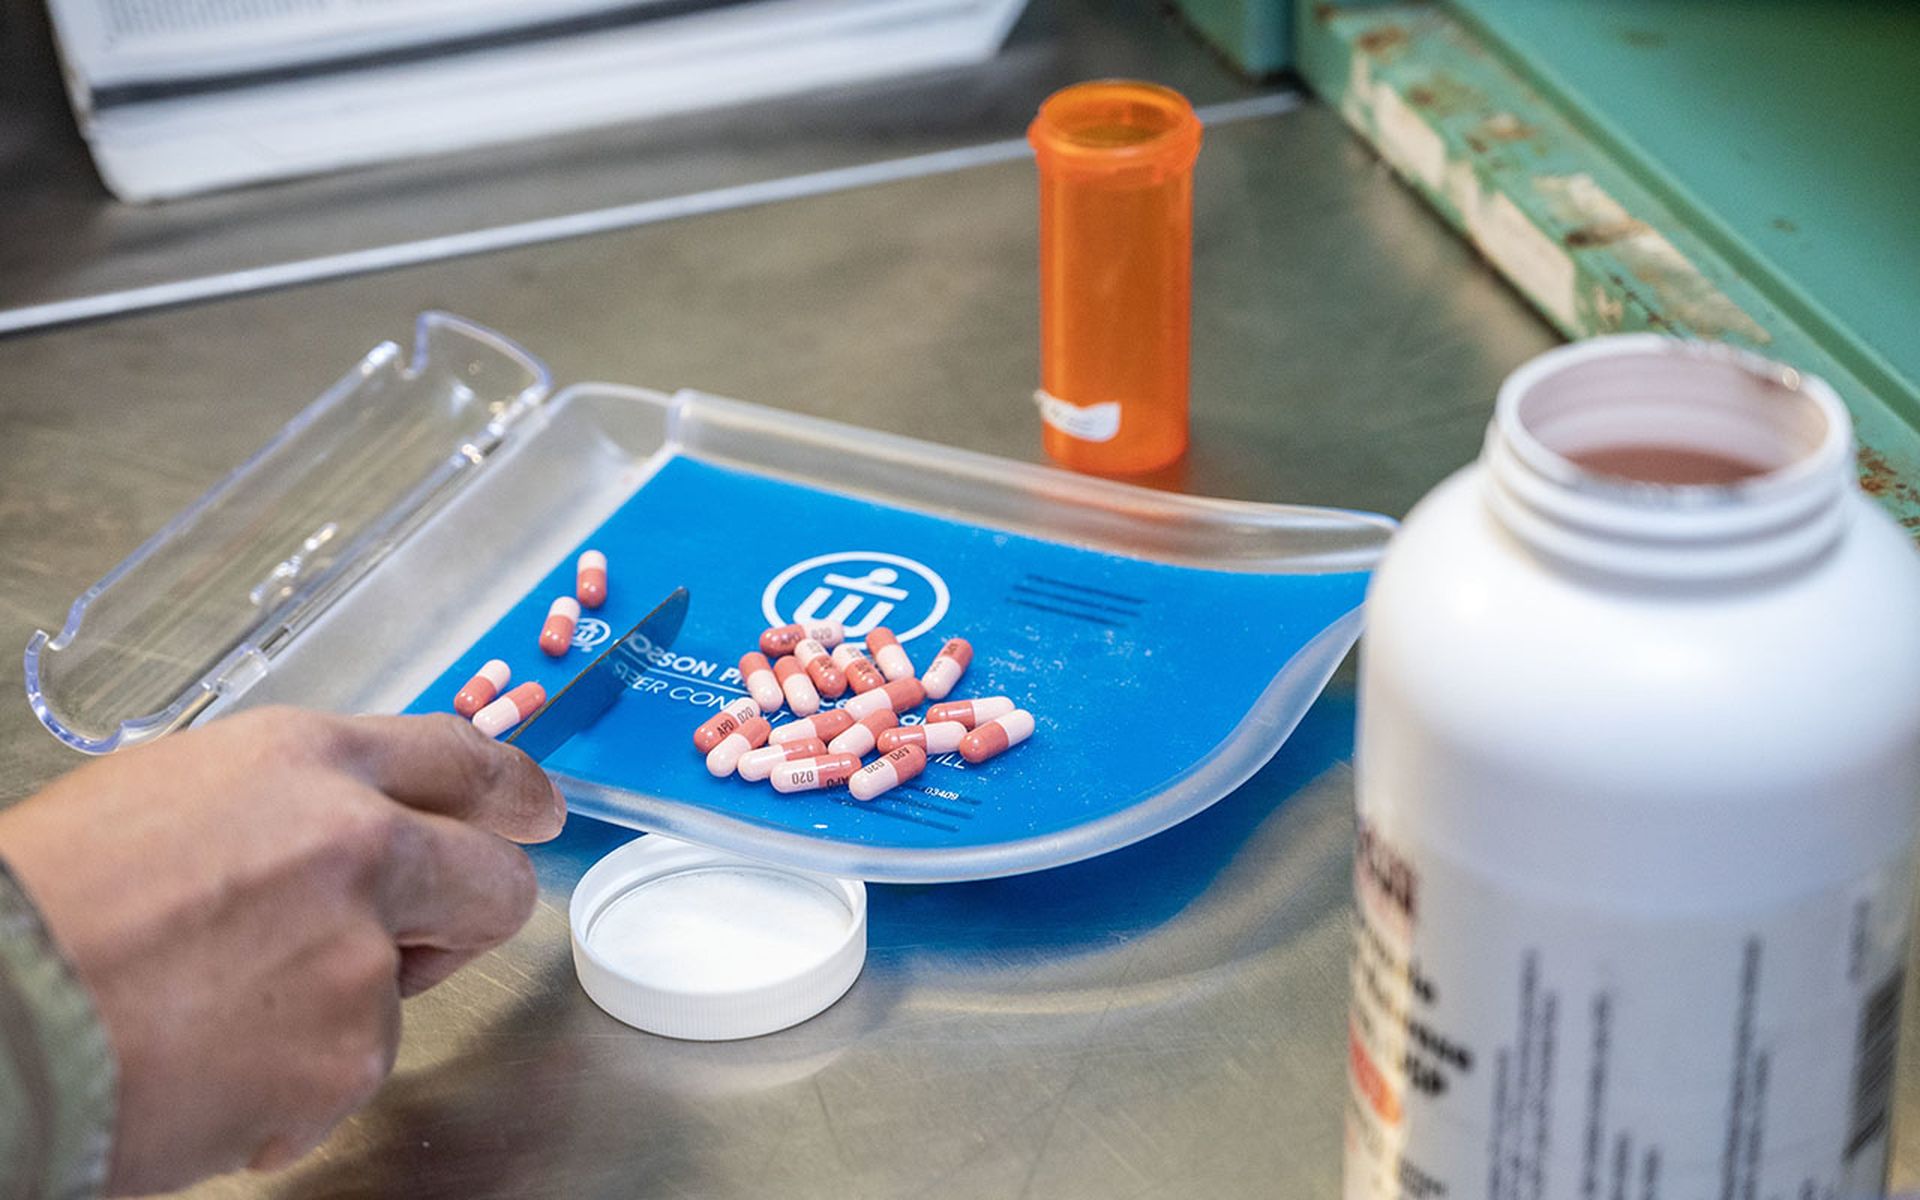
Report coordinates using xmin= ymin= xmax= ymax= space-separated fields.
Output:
xmin=25 ymin=311 xmax=552 ymax=754
xmin=552 ymin=607 xmax=1367 ymax=883
xmin=558 ymin=381 xmax=1402 ymax=569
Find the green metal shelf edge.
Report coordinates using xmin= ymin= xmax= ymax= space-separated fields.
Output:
xmin=1294 ymin=1 xmax=1920 ymax=535
xmin=1443 ymin=0 xmax=1920 ymax=442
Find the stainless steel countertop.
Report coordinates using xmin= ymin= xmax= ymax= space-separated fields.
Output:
xmin=3 ymin=3 xmax=1913 ymax=1195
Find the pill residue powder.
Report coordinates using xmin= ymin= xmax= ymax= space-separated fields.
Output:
xmin=587 ymin=868 xmax=852 ymax=991
xmin=1567 ymin=444 xmax=1769 ymax=486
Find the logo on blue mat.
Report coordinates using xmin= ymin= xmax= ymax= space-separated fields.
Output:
xmin=762 ymin=551 xmax=949 ymax=642
xmin=573 ymin=617 xmax=612 ymax=652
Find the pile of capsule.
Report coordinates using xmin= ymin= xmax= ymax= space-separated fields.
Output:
xmin=451 ymin=551 xmax=608 ymax=736
xmin=695 ymin=622 xmax=1035 ymax=803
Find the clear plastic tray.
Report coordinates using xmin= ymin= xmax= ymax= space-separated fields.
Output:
xmin=28 ymin=314 xmax=1394 ymax=881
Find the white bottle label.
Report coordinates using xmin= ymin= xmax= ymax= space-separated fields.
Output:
xmin=1035 ymin=389 xmax=1121 ymax=443
xmin=1347 ymin=818 xmax=1910 ymax=1200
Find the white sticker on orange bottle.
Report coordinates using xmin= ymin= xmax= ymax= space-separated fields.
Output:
xmin=1035 ymin=389 xmax=1120 ymax=443
xmin=1345 ymin=817 xmax=1908 ymax=1200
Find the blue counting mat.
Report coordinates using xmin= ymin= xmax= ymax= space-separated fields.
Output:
xmin=407 ymin=456 xmax=1370 ymax=876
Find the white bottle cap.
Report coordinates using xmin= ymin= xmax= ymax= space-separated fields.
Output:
xmin=569 ymin=835 xmax=866 ymax=1040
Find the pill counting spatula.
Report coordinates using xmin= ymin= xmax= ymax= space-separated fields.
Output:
xmin=506 ymin=587 xmax=689 ymax=762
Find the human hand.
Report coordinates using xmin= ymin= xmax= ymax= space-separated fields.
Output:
xmin=0 ymin=707 xmax=564 ymax=1195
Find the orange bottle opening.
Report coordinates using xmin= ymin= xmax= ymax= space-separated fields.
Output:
xmin=1029 ymin=81 xmax=1202 ymax=475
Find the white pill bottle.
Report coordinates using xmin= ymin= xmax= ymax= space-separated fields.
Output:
xmin=1346 ymin=336 xmax=1920 ymax=1198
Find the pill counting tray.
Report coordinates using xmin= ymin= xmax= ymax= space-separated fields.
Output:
xmin=27 ymin=313 xmax=1394 ymax=882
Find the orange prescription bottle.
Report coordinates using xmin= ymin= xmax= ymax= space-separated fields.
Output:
xmin=1028 ymin=81 xmax=1203 ymax=475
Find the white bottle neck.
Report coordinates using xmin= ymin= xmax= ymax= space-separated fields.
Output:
xmin=1482 ymin=336 xmax=1855 ymax=585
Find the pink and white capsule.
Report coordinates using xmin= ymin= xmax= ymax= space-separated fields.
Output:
xmin=576 ymin=550 xmax=608 ymax=609
xmin=850 ymin=745 xmax=928 ymax=802
xmin=865 ymin=627 xmax=915 ymax=682
xmin=693 ymin=696 xmax=762 ymax=753
xmin=844 ymin=677 xmax=926 ymax=721
xmin=473 ymin=682 xmax=546 ymax=738
xmin=539 ymin=596 xmax=580 ymax=657
xmin=769 ymin=708 xmax=855 ymax=746
xmin=831 ymin=644 xmax=886 ymax=694
xmin=794 ymin=638 xmax=847 ymax=699
xmin=958 ymin=709 xmax=1035 ymax=764
xmin=737 ymin=738 xmax=829 ymax=782
xmin=705 ymin=716 xmax=771 ymax=777
xmin=453 ymin=659 xmax=511 ymax=718
xmin=773 ymin=656 xmax=821 ymax=717
xmin=876 ymin=720 xmax=967 ymax=756
xmin=920 ymin=638 xmax=973 ymax=701
xmin=828 ymin=709 xmax=899 ymax=757
xmin=926 ymin=696 xmax=1015 ymax=729
xmin=769 ymin=753 xmax=862 ymax=795
xmin=759 ymin=621 xmax=845 ymax=657
xmin=739 ymin=652 xmax=784 ymax=714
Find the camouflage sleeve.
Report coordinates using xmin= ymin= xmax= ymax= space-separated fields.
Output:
xmin=0 ymin=857 xmax=115 ymax=1200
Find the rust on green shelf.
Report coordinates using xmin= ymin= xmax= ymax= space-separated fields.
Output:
xmin=1295 ymin=0 xmax=1920 ymax=535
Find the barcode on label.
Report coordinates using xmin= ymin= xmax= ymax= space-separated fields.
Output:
xmin=1845 ymin=970 xmax=1902 ymax=1160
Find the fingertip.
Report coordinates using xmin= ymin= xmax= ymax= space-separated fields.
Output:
xmin=495 ymin=846 xmax=540 ymax=938
xmin=494 ymin=746 xmax=566 ymax=844
xmin=248 ymin=1131 xmax=319 ymax=1174
xmin=545 ymin=777 xmax=568 ymax=841
xmin=398 ymin=946 xmax=473 ymax=997
xmin=349 ymin=711 xmax=565 ymax=842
